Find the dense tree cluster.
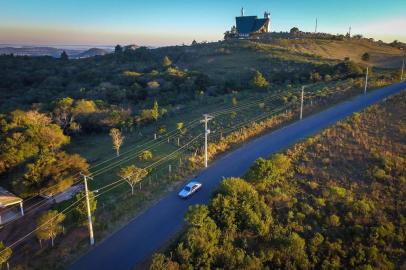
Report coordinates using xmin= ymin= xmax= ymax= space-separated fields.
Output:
xmin=0 ymin=49 xmax=211 ymax=114
xmin=0 ymin=110 xmax=89 ymax=197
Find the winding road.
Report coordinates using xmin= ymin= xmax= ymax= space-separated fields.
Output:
xmin=71 ymin=81 xmax=406 ymax=270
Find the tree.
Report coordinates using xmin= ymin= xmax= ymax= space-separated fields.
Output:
xmin=290 ymin=27 xmax=300 ymax=35
xmin=362 ymin=52 xmax=370 ymax=61
xmin=185 ymin=205 xmax=210 ymax=227
xmin=36 ymin=210 xmax=65 ymax=247
xmin=115 ymin=44 xmax=123 ymax=54
xmin=118 ymin=165 xmax=148 ymax=195
xmin=151 ymin=100 xmax=159 ymax=121
xmin=139 ymin=150 xmax=153 ymax=161
xmin=183 ymin=204 xmax=221 ymax=269
xmin=244 ymin=154 xmax=291 ymax=185
xmin=0 ymin=110 xmax=70 ymax=174
xmin=0 ymin=242 xmax=12 ymax=270
xmin=273 ymin=232 xmax=310 ymax=269
xmin=73 ymin=99 xmax=97 ymax=115
xmin=110 ymin=128 xmax=124 ymax=156
xmin=251 ymin=71 xmax=269 ymax=89
xmin=232 ymin=96 xmax=238 ymax=106
xmin=176 ymin=122 xmax=185 ymax=134
xmin=53 ymin=97 xmax=74 ymax=131
xmin=162 ymin=56 xmax=172 ymax=67
xmin=176 ymin=122 xmax=184 ymax=131
xmin=211 ymin=178 xmax=272 ymax=237
xmin=22 ymin=151 xmax=89 ymax=197
xmin=74 ymin=191 xmax=97 ymax=226
xmin=60 ymin=51 xmax=69 ymax=60
xmin=328 ymin=214 xmax=341 ymax=227
xmin=150 ymin=253 xmax=180 ymax=270
xmin=157 ymin=125 xmax=166 ymax=135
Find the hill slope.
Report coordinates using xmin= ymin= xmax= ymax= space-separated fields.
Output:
xmin=162 ymin=39 xmax=403 ymax=82
xmin=269 ymin=38 xmax=404 ymax=68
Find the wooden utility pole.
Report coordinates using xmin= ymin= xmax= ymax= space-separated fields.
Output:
xmin=81 ymin=173 xmax=95 ymax=246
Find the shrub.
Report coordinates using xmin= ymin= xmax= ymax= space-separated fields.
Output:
xmin=147 ymin=81 xmax=160 ymax=90
xmin=251 ymin=71 xmax=269 ymax=89
xmin=362 ymin=52 xmax=370 ymax=61
xmin=139 ymin=150 xmax=153 ymax=161
xmin=373 ymin=168 xmax=389 ymax=180
xmin=328 ymin=214 xmax=340 ymax=227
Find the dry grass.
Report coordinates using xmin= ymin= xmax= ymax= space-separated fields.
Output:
xmin=271 ymin=39 xmax=404 ymax=68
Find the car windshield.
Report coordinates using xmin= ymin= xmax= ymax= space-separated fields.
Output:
xmin=184 ymin=186 xmax=191 ymax=192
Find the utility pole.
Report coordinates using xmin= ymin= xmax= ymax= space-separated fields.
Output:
xmin=300 ymin=86 xmax=304 ymax=120
xmin=81 ymin=173 xmax=95 ymax=246
xmin=315 ymin=18 xmax=318 ymax=33
xmin=201 ymin=114 xmax=213 ymax=168
xmin=401 ymin=53 xmax=405 ymax=81
xmin=348 ymin=26 xmax=351 ymax=38
xmin=364 ymin=67 xmax=369 ymax=95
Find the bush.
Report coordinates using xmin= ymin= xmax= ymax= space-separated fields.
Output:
xmin=251 ymin=71 xmax=269 ymax=89
xmin=362 ymin=52 xmax=370 ymax=61
xmin=139 ymin=150 xmax=153 ymax=161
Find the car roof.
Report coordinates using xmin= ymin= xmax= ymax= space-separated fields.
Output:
xmin=185 ymin=181 xmax=200 ymax=188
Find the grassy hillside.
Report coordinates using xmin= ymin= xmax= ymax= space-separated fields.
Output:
xmin=150 ymin=91 xmax=406 ymax=269
xmin=158 ymin=39 xmax=403 ymax=83
xmin=269 ymin=38 xmax=404 ymax=68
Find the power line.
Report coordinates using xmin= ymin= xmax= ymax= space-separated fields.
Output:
xmin=3 ymin=84 xmax=353 ymax=252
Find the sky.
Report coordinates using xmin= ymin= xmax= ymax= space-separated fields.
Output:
xmin=0 ymin=0 xmax=405 ymax=47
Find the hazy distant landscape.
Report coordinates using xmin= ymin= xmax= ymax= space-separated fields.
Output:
xmin=0 ymin=45 xmax=113 ymax=58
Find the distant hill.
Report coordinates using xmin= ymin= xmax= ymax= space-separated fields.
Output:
xmin=75 ymin=48 xmax=110 ymax=58
xmin=0 ymin=46 xmax=111 ymax=58
xmin=0 ymin=46 xmax=75 ymax=57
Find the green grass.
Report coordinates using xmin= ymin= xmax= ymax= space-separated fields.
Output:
xmin=65 ymin=77 xmax=368 ymax=205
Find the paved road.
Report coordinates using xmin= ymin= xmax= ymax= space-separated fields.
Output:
xmin=71 ymin=82 xmax=406 ymax=270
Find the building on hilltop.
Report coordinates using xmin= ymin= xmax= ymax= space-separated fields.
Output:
xmin=225 ymin=8 xmax=271 ymax=40
xmin=236 ymin=8 xmax=270 ymax=38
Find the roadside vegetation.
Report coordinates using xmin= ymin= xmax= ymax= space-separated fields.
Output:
xmin=150 ymin=91 xmax=406 ymax=269
xmin=0 ymin=38 xmax=403 ymax=269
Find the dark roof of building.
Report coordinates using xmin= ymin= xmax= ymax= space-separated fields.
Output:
xmin=236 ymin=16 xmax=269 ymax=35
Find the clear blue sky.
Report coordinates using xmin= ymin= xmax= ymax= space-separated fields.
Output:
xmin=1 ymin=0 xmax=405 ymax=46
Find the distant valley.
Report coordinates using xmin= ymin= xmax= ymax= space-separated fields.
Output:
xmin=0 ymin=45 xmax=113 ymax=58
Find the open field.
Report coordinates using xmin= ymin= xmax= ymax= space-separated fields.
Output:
xmin=159 ymin=39 xmax=404 ymax=82
xmin=270 ymin=38 xmax=404 ymax=68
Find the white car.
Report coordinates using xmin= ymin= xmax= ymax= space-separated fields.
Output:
xmin=178 ymin=181 xmax=202 ymax=198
